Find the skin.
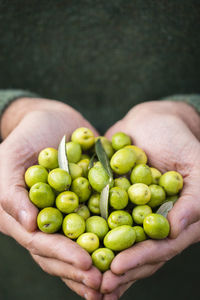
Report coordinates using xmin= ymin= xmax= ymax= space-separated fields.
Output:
xmin=101 ymin=100 xmax=200 ymax=299
xmin=0 ymin=98 xmax=102 ymax=298
xmin=1 ymin=99 xmax=200 ymax=299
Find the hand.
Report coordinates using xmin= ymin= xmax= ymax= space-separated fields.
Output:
xmin=0 ymin=97 xmax=102 ymax=299
xmin=101 ymin=100 xmax=200 ymax=299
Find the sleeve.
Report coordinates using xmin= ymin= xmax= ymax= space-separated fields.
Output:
xmin=162 ymin=94 xmax=200 ymax=114
xmin=0 ymin=89 xmax=39 ymax=119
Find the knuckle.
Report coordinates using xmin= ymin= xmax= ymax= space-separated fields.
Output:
xmin=25 ymin=233 xmax=38 ymax=253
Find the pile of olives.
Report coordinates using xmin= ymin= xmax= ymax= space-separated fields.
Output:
xmin=24 ymin=128 xmax=183 ymax=272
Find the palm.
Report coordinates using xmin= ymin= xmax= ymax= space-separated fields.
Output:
xmin=102 ymin=107 xmax=200 ymax=299
xmin=0 ymin=109 xmax=103 ymax=299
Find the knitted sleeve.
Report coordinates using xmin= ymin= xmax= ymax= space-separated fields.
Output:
xmin=0 ymin=89 xmax=39 ymax=119
xmin=162 ymin=94 xmax=200 ymax=114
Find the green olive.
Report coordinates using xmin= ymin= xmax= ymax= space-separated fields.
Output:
xmin=148 ymin=184 xmax=166 ymax=208
xmin=29 ymin=182 xmax=55 ymax=208
xmin=71 ymin=177 xmax=91 ymax=202
xmin=25 ymin=165 xmax=48 ymax=188
xmin=108 ymin=210 xmax=133 ymax=229
xmin=69 ymin=163 xmax=83 ymax=180
xmin=130 ymin=164 xmax=152 ymax=185
xmin=110 ymin=148 xmax=136 ymax=175
xmin=111 ymin=132 xmax=131 ymax=151
xmin=77 ymin=232 xmax=99 ymax=253
xmin=114 ymin=177 xmax=131 ymax=191
xmin=48 ymin=168 xmax=71 ymax=192
xmin=150 ymin=167 xmax=162 ymax=184
xmin=133 ymin=226 xmax=147 ymax=242
xmin=109 ymin=187 xmax=128 ymax=210
xmin=88 ymin=162 xmax=112 ymax=193
xmin=66 ymin=141 xmax=82 ymax=163
xmin=88 ymin=193 xmax=100 ymax=214
xmin=75 ymin=205 xmax=91 ymax=220
xmin=71 ymin=127 xmax=95 ymax=150
xmin=38 ymin=147 xmax=58 ymax=170
xmin=80 ymin=154 xmax=90 ymax=160
xmin=132 ymin=205 xmax=152 ymax=225
xmin=56 ymin=191 xmax=79 ymax=214
xmin=86 ymin=216 xmax=109 ymax=240
xmin=95 ymin=136 xmax=114 ymax=159
xmin=77 ymin=159 xmax=90 ymax=178
xmin=143 ymin=213 xmax=170 ymax=239
xmin=37 ymin=207 xmax=63 ymax=233
xmin=104 ymin=225 xmax=136 ymax=251
xmin=159 ymin=171 xmax=183 ymax=195
xmin=128 ymin=183 xmax=151 ymax=205
xmin=125 ymin=145 xmax=147 ymax=165
xmin=62 ymin=213 xmax=85 ymax=239
xmin=92 ymin=248 xmax=115 ymax=272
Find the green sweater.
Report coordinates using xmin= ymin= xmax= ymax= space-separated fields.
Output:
xmin=0 ymin=0 xmax=200 ymax=134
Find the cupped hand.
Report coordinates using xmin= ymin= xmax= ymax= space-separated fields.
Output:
xmin=101 ymin=100 xmax=200 ymax=298
xmin=0 ymin=98 xmax=102 ymax=299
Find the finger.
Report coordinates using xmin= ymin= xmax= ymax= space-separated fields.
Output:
xmin=168 ymin=168 xmax=200 ymax=238
xmin=0 ymin=185 xmax=38 ymax=232
xmin=110 ymin=220 xmax=200 ymax=274
xmin=26 ymin=231 xmax=93 ymax=271
xmin=103 ymin=281 xmax=134 ymax=300
xmin=0 ymin=207 xmax=92 ymax=270
xmin=62 ymin=278 xmax=103 ymax=300
xmin=31 ymin=254 xmax=102 ymax=290
xmin=101 ymin=263 xmax=163 ymax=294
xmin=0 ymin=142 xmax=39 ymax=232
xmin=118 ymin=281 xmax=135 ymax=298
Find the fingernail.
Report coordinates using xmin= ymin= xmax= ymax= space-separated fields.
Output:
xmin=19 ymin=210 xmax=28 ymax=226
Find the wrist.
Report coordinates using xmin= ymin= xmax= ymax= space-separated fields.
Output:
xmin=0 ymin=97 xmax=79 ymax=139
xmin=128 ymin=100 xmax=200 ymax=140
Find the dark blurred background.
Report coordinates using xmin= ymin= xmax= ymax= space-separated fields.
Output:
xmin=0 ymin=0 xmax=200 ymax=299
xmin=0 ymin=233 xmax=199 ymax=300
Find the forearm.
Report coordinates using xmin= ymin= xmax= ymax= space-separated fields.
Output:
xmin=0 ymin=97 xmax=82 ymax=140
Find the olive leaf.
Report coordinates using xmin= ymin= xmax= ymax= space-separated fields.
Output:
xmin=100 ymin=184 xmax=109 ymax=220
xmin=95 ymin=139 xmax=113 ymax=183
xmin=88 ymin=153 xmax=96 ymax=170
xmin=58 ymin=135 xmax=69 ymax=173
xmin=156 ymin=201 xmax=173 ymax=218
